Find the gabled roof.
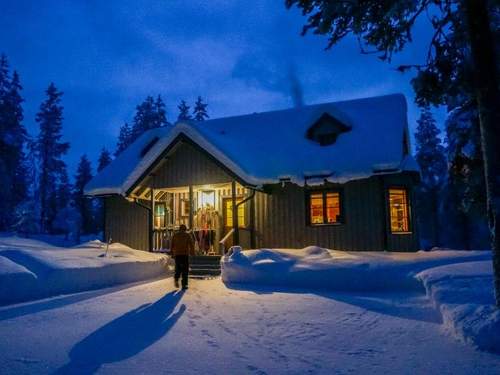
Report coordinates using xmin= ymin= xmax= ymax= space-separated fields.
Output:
xmin=85 ymin=93 xmax=418 ymax=196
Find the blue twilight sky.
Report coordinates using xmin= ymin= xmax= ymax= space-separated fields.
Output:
xmin=1 ymin=0 xmax=446 ymax=176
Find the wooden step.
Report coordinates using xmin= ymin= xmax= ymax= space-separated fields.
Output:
xmin=190 ymin=263 xmax=220 ymax=269
xmin=189 ymin=268 xmax=221 ymax=276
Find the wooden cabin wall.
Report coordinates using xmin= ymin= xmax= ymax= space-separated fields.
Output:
xmin=104 ymin=195 xmax=149 ymax=251
xmin=254 ymin=174 xmax=419 ymax=251
xmin=146 ymin=141 xmax=233 ymax=189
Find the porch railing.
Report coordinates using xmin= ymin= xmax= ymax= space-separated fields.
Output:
xmin=219 ymin=227 xmax=253 ymax=254
xmin=152 ymin=228 xmax=173 ymax=252
xmin=219 ymin=228 xmax=235 ymax=255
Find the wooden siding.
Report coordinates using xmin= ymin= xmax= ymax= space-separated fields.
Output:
xmin=145 ymin=141 xmax=233 ymax=189
xmin=253 ymin=174 xmax=419 ymax=252
xmin=105 ymin=195 xmax=149 ymax=251
xmin=254 ymin=178 xmax=388 ymax=251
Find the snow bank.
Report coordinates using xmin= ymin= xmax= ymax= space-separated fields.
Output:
xmin=0 ymin=236 xmax=171 ymax=305
xmin=416 ymin=261 xmax=500 ymax=353
xmin=0 ymin=255 xmax=38 ymax=303
xmin=221 ymin=246 xmax=491 ymax=292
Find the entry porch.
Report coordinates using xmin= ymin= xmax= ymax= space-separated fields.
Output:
xmin=131 ymin=181 xmax=255 ymax=254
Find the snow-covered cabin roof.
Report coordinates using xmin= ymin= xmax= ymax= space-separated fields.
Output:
xmin=85 ymin=93 xmax=418 ymax=196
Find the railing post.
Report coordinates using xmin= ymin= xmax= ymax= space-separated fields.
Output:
xmin=188 ymin=185 xmax=194 ymax=230
xmin=150 ymin=188 xmax=155 ymax=252
xmin=232 ymin=180 xmax=239 ymax=245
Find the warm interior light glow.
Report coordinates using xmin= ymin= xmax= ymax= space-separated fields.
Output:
xmin=201 ymin=190 xmax=216 ymax=208
xmin=309 ymin=191 xmax=341 ymax=225
xmin=310 ymin=193 xmax=324 ymax=224
xmin=225 ymin=198 xmax=245 ymax=227
xmin=389 ymin=188 xmax=410 ymax=233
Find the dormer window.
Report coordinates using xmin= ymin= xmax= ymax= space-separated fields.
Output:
xmin=306 ymin=113 xmax=351 ymax=146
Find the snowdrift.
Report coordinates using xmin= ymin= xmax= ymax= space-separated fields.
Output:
xmin=221 ymin=246 xmax=491 ymax=292
xmin=0 ymin=237 xmax=170 ymax=305
xmin=417 ymin=261 xmax=500 ymax=353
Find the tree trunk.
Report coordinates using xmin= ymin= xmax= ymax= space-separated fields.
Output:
xmin=464 ymin=0 xmax=500 ymax=306
xmin=431 ymin=191 xmax=440 ymax=247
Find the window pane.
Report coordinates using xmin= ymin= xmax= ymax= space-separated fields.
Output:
xmin=326 ymin=192 xmax=340 ymax=223
xmin=389 ymin=189 xmax=410 ymax=232
xmin=225 ymin=199 xmax=245 ymax=228
xmin=155 ymin=203 xmax=165 ymax=228
xmin=310 ymin=193 xmax=324 ymax=224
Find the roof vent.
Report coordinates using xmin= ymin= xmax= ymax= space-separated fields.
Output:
xmin=140 ymin=136 xmax=159 ymax=157
xmin=306 ymin=113 xmax=351 ymax=146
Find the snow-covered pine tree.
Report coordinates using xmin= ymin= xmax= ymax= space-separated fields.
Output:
xmin=73 ymin=154 xmax=94 ymax=235
xmin=97 ymin=147 xmax=112 ymax=172
xmin=414 ymin=105 xmax=447 ymax=248
xmin=0 ymin=55 xmax=28 ymax=230
xmin=115 ymin=122 xmax=132 ymax=156
xmin=177 ymin=100 xmax=192 ymax=121
xmin=35 ymin=83 xmax=69 ymax=233
xmin=193 ymin=96 xmax=209 ymax=121
xmin=443 ymin=99 xmax=489 ymax=249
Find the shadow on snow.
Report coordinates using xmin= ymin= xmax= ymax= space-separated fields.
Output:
xmin=225 ymin=282 xmax=442 ymax=324
xmin=0 ymin=276 xmax=167 ymax=322
xmin=53 ymin=289 xmax=185 ymax=374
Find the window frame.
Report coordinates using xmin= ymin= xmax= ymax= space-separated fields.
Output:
xmin=223 ymin=197 xmax=247 ymax=229
xmin=154 ymin=202 xmax=167 ymax=229
xmin=306 ymin=189 xmax=344 ymax=227
xmin=387 ymin=186 xmax=412 ymax=234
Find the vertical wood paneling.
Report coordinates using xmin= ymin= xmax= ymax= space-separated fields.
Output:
xmin=252 ymin=175 xmax=418 ymax=251
xmin=151 ymin=141 xmax=233 ymax=188
xmin=105 ymin=196 xmax=149 ymax=251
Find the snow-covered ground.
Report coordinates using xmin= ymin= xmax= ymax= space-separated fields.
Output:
xmin=0 ymin=235 xmax=170 ymax=305
xmin=0 ymin=238 xmax=498 ymax=373
xmin=221 ymin=246 xmax=491 ymax=291
xmin=222 ymin=246 xmax=499 ymax=355
xmin=0 ymin=277 xmax=499 ymax=374
xmin=417 ymin=261 xmax=500 ymax=353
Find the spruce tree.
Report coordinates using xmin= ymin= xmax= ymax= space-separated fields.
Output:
xmin=56 ymin=168 xmax=72 ymax=213
xmin=95 ymin=147 xmax=111 ymax=235
xmin=115 ymin=122 xmax=132 ymax=156
xmin=97 ymin=147 xmax=112 ymax=172
xmin=131 ymin=95 xmax=168 ymax=137
xmin=35 ymin=83 xmax=69 ymax=233
xmin=0 ymin=55 xmax=28 ymax=230
xmin=414 ymin=106 xmax=447 ymax=248
xmin=154 ymin=95 xmax=168 ymax=127
xmin=193 ymin=96 xmax=209 ymax=121
xmin=444 ymin=100 xmax=488 ymax=249
xmin=115 ymin=96 xmax=169 ymax=156
xmin=73 ymin=154 xmax=94 ymax=235
xmin=177 ymin=100 xmax=192 ymax=121
xmin=131 ymin=96 xmax=155 ymax=138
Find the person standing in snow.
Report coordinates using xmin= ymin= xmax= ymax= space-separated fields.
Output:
xmin=170 ymin=224 xmax=195 ymax=289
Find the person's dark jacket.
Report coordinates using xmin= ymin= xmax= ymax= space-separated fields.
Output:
xmin=171 ymin=231 xmax=195 ymax=257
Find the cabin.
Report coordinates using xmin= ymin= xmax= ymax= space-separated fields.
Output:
xmin=84 ymin=94 xmax=420 ymax=254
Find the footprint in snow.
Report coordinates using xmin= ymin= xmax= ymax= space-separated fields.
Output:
xmin=246 ymin=364 xmax=268 ymax=375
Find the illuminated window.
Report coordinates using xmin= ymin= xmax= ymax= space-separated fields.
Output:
xmin=308 ymin=191 xmax=341 ymax=225
xmin=389 ymin=188 xmax=410 ymax=233
xmin=154 ymin=203 xmax=166 ymax=228
xmin=225 ymin=199 xmax=245 ymax=228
